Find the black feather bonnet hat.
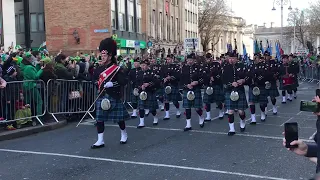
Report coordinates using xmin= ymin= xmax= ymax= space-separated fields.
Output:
xmin=99 ymin=37 xmax=117 ymax=58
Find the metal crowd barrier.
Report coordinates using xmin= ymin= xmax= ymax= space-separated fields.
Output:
xmin=46 ymin=79 xmax=97 ymax=122
xmin=298 ymin=66 xmax=320 ymax=84
xmin=0 ymin=80 xmax=46 ymax=127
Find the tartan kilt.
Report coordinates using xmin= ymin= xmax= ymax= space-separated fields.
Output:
xmin=248 ymin=86 xmax=269 ymax=104
xmin=138 ymin=91 xmax=159 ymax=110
xmin=156 ymin=87 xmax=164 ymax=97
xmin=96 ymin=95 xmax=130 ymax=123
xmin=182 ymin=88 xmax=203 ymax=109
xmin=130 ymin=90 xmax=139 ymax=104
xmin=266 ymin=83 xmax=280 ymax=97
xmin=164 ymin=86 xmax=182 ymax=102
xmin=213 ymin=85 xmax=225 ymax=103
xmin=224 ymin=91 xmax=248 ymax=110
xmin=292 ymin=77 xmax=299 ymax=89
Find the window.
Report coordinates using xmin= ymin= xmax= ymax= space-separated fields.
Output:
xmin=111 ymin=11 xmax=116 ymax=29
xmin=128 ymin=15 xmax=134 ymax=31
xmin=30 ymin=14 xmax=37 ymax=32
xmin=152 ymin=10 xmax=155 ymax=24
xmin=166 ymin=14 xmax=169 ymax=40
xmin=137 ymin=18 xmax=141 ymax=33
xmin=185 ymin=30 xmax=187 ymax=38
xmin=185 ymin=10 xmax=187 ymax=21
xmin=15 ymin=15 xmax=19 ymax=33
xmin=19 ymin=14 xmax=25 ymax=33
xmin=119 ymin=13 xmax=126 ymax=30
xmin=38 ymin=14 xmax=44 ymax=31
xmin=176 ymin=0 xmax=178 ymax=5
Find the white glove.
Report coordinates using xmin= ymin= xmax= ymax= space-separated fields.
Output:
xmin=104 ymin=82 xmax=113 ymax=88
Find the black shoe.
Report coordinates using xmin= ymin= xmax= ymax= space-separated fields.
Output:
xmin=250 ymin=122 xmax=257 ymax=125
xmin=261 ymin=119 xmax=266 ymax=122
xmin=228 ymin=132 xmax=236 ymax=136
xmin=282 ymin=101 xmax=286 ymax=104
xmin=161 ymin=108 xmax=165 ymax=111
xmin=131 ymin=116 xmax=137 ymax=119
xmin=200 ymin=123 xmax=204 ymax=128
xmin=219 ymin=116 xmax=224 ymax=120
xmin=153 ymin=122 xmax=158 ymax=126
xmin=176 ymin=114 xmax=181 ymax=118
xmin=137 ymin=125 xmax=145 ymax=129
xmin=288 ymin=99 xmax=292 ymax=102
xmin=163 ymin=117 xmax=170 ymax=121
xmin=204 ymin=119 xmax=211 ymax=122
xmin=145 ymin=113 xmax=149 ymax=117
xmin=91 ymin=144 xmax=105 ymax=149
xmin=184 ymin=127 xmax=192 ymax=131
xmin=120 ymin=141 xmax=127 ymax=144
xmin=240 ymin=127 xmax=246 ymax=132
xmin=273 ymin=112 xmax=277 ymax=115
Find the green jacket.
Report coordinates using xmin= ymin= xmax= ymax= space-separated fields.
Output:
xmin=21 ymin=59 xmax=43 ymax=90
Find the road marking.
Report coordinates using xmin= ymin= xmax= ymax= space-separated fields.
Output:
xmin=0 ymin=148 xmax=292 ymax=180
xmin=309 ymin=131 xmax=317 ymax=140
xmin=280 ymin=117 xmax=294 ymax=126
xmin=80 ymin=124 xmax=314 ymax=142
xmin=296 ymin=111 xmax=302 ymax=115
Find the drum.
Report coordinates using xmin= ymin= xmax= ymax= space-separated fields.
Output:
xmin=133 ymin=88 xmax=139 ymax=96
xmin=282 ymin=76 xmax=293 ymax=87
xmin=165 ymin=86 xmax=172 ymax=94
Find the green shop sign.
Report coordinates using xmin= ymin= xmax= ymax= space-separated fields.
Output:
xmin=116 ymin=38 xmax=146 ymax=49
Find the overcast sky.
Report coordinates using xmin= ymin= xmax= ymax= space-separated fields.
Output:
xmin=228 ymin=0 xmax=316 ymax=27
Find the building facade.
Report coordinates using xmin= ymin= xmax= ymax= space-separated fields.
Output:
xmin=182 ymin=0 xmax=199 ymax=51
xmin=15 ymin=0 xmax=45 ymax=49
xmin=203 ymin=16 xmax=246 ymax=59
xmin=0 ymin=0 xmax=17 ymax=50
xmin=146 ymin=0 xmax=183 ymax=57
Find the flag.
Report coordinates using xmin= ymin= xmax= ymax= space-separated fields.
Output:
xmin=254 ymin=40 xmax=259 ymax=54
xmin=227 ymin=43 xmax=233 ymax=53
xmin=275 ymin=41 xmax=281 ymax=61
xmin=38 ymin=41 xmax=46 ymax=51
xmin=260 ymin=40 xmax=264 ymax=53
xmin=243 ymin=43 xmax=248 ymax=63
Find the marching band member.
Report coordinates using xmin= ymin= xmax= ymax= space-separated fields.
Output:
xmin=222 ymin=51 xmax=248 ymax=136
xmin=247 ymin=53 xmax=271 ymax=124
xmin=150 ymin=58 xmax=164 ymax=111
xmin=136 ymin=59 xmax=160 ymax=128
xmin=92 ymin=37 xmax=130 ymax=149
xmin=128 ymin=59 xmax=141 ymax=118
xmin=203 ymin=53 xmax=224 ymax=121
xmin=162 ymin=55 xmax=181 ymax=120
xmin=289 ymin=54 xmax=300 ymax=99
xmin=280 ymin=54 xmax=294 ymax=103
xmin=181 ymin=53 xmax=205 ymax=131
xmin=264 ymin=51 xmax=280 ymax=114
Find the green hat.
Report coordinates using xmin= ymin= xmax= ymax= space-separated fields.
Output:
xmin=40 ymin=57 xmax=52 ymax=64
xmin=25 ymin=52 xmax=32 ymax=58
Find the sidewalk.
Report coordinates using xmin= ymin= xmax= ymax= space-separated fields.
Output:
xmin=0 ymin=119 xmax=67 ymax=142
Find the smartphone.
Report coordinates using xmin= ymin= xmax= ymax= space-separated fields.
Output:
xmin=284 ymin=122 xmax=298 ymax=148
xmin=300 ymin=100 xmax=318 ymax=112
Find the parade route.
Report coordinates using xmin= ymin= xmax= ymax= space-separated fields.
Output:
xmin=0 ymin=83 xmax=318 ymax=180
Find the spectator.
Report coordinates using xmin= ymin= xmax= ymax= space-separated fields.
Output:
xmin=20 ymin=53 xmax=44 ymax=118
xmin=54 ymin=54 xmax=76 ymax=79
xmin=0 ymin=66 xmax=7 ymax=121
xmin=40 ymin=57 xmax=56 ymax=83
xmin=31 ymin=51 xmax=41 ymax=71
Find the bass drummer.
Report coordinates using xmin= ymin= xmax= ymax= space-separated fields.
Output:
xmin=222 ymin=51 xmax=248 ymax=136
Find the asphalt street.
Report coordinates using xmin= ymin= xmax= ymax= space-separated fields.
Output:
xmin=0 ymin=82 xmax=319 ymax=180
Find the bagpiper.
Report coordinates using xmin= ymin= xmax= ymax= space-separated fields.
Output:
xmin=247 ymin=53 xmax=271 ymax=124
xmin=222 ymin=51 xmax=248 ymax=136
xmin=136 ymin=59 xmax=160 ymax=128
xmin=91 ymin=37 xmax=130 ymax=149
xmin=203 ymin=53 xmax=224 ymax=122
xmin=264 ymin=51 xmax=280 ymax=115
xmin=289 ymin=54 xmax=300 ymax=99
xmin=181 ymin=53 xmax=206 ymax=131
xmin=128 ymin=58 xmax=141 ymax=118
xmin=162 ymin=55 xmax=182 ymax=120
xmin=150 ymin=58 xmax=164 ymax=111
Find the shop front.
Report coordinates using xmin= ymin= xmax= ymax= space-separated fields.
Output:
xmin=116 ymin=38 xmax=146 ymax=55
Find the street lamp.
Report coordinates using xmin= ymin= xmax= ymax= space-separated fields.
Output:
xmin=272 ymin=0 xmax=292 ymax=48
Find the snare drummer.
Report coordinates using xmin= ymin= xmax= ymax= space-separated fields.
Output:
xmin=91 ymin=37 xmax=130 ymax=149
xmin=247 ymin=53 xmax=271 ymax=124
xmin=181 ymin=53 xmax=206 ymax=131
xmin=128 ymin=58 xmax=141 ymax=118
xmin=136 ymin=59 xmax=160 ymax=128
xmin=279 ymin=54 xmax=293 ymax=103
xmin=222 ymin=51 xmax=249 ymax=136
xmin=162 ymin=55 xmax=181 ymax=120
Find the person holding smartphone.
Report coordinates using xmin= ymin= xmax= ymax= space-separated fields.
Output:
xmin=283 ymin=95 xmax=320 ymax=173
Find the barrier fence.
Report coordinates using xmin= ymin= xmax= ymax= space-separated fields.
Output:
xmin=298 ymin=66 xmax=320 ymax=84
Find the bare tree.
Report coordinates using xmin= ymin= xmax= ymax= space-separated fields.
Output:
xmin=198 ymin=0 xmax=231 ymax=52
xmin=286 ymin=8 xmax=310 ymax=48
